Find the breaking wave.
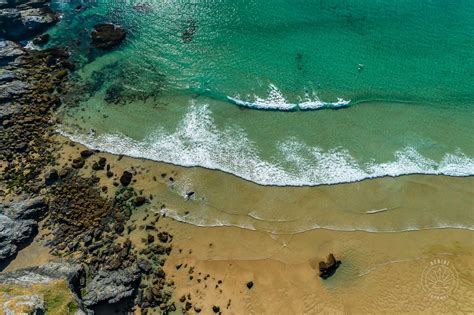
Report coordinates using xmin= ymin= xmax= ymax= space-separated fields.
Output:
xmin=59 ymin=102 xmax=474 ymax=187
xmin=226 ymin=84 xmax=350 ymax=111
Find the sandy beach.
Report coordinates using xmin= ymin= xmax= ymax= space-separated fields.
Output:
xmin=54 ymin=137 xmax=474 ymax=313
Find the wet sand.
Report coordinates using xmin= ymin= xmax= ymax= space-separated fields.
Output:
xmin=50 ymin=135 xmax=474 ymax=313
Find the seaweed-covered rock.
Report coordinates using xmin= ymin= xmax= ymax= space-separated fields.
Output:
xmin=91 ymin=23 xmax=126 ymax=50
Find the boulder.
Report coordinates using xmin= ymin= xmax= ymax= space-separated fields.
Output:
xmin=120 ymin=170 xmax=132 ymax=186
xmin=82 ymin=266 xmax=141 ymax=307
xmin=318 ymin=253 xmax=341 ymax=279
xmin=91 ymin=23 xmax=126 ymax=50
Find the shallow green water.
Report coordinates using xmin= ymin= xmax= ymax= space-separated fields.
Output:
xmin=52 ymin=0 xmax=474 ymax=186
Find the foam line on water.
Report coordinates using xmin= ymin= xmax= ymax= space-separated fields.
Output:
xmin=58 ymin=103 xmax=474 ymax=187
xmin=159 ymin=209 xmax=474 ymax=234
xmin=226 ymin=84 xmax=351 ymax=111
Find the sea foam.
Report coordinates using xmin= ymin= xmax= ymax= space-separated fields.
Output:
xmin=59 ymin=102 xmax=474 ymax=187
xmin=227 ymin=84 xmax=351 ymax=111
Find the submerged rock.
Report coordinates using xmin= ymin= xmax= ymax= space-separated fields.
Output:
xmin=318 ymin=253 xmax=341 ymax=279
xmin=91 ymin=23 xmax=126 ymax=50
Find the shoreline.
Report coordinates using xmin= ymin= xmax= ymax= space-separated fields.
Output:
xmin=57 ymin=128 xmax=474 ymax=188
xmin=1 ymin=2 xmax=473 ymax=314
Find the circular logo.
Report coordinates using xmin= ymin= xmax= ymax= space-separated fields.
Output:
xmin=421 ymin=258 xmax=458 ymax=300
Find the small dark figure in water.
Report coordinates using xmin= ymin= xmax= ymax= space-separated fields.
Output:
xmin=296 ymin=52 xmax=303 ymax=70
xmin=182 ymin=21 xmax=197 ymax=43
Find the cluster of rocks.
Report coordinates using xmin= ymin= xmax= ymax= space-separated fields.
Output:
xmin=0 ymin=4 xmax=176 ymax=314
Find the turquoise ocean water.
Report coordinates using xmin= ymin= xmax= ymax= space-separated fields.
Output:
xmin=51 ymin=0 xmax=473 ymax=186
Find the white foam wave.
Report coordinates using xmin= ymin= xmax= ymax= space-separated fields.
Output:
xmin=59 ymin=102 xmax=474 ymax=187
xmin=227 ymin=84 xmax=350 ymax=110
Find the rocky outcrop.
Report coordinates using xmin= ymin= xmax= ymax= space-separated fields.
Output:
xmin=0 ymin=0 xmax=59 ymax=41
xmin=0 ymin=263 xmax=85 ymax=314
xmin=91 ymin=23 xmax=126 ymax=50
xmin=0 ymin=262 xmax=83 ymax=286
xmin=82 ymin=266 xmax=141 ymax=307
xmin=0 ymin=40 xmax=24 ymax=65
xmin=318 ymin=253 xmax=341 ymax=279
xmin=0 ymin=79 xmax=29 ymax=101
xmin=0 ymin=197 xmax=48 ymax=263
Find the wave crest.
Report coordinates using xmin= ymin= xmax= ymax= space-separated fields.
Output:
xmin=227 ymin=84 xmax=350 ymax=111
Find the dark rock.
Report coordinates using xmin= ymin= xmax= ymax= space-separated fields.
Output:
xmin=15 ymin=141 xmax=28 ymax=152
xmin=246 ymin=281 xmax=253 ymax=289
xmin=133 ymin=196 xmax=147 ymax=207
xmin=106 ymin=171 xmax=113 ymax=178
xmin=318 ymin=253 xmax=341 ymax=279
xmin=72 ymin=157 xmax=85 ymax=169
xmin=91 ymin=23 xmax=126 ymax=50
xmin=157 ymin=232 xmax=168 ymax=243
xmin=32 ymin=33 xmax=49 ymax=45
xmin=120 ymin=170 xmax=133 ymax=186
xmin=185 ymin=301 xmax=192 ymax=311
xmin=44 ymin=168 xmax=58 ymax=185
xmin=212 ymin=305 xmax=220 ymax=313
xmin=80 ymin=149 xmax=94 ymax=158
